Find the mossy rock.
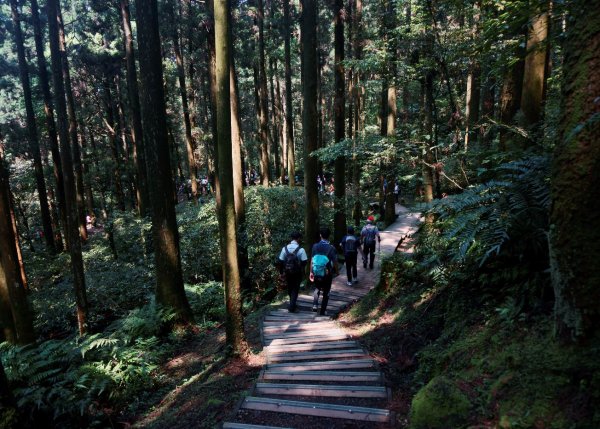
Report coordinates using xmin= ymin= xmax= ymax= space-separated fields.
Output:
xmin=409 ymin=376 xmax=471 ymax=429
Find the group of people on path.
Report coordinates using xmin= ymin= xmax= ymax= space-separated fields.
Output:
xmin=277 ymin=216 xmax=381 ymax=316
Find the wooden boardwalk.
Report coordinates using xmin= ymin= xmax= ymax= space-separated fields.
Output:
xmin=223 ymin=207 xmax=421 ymax=429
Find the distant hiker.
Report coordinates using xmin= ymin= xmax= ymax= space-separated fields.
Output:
xmin=309 ymin=227 xmax=339 ymax=316
xmin=340 ymin=226 xmax=359 ymax=286
xmin=278 ymin=231 xmax=308 ymax=312
xmin=361 ymin=215 xmax=381 ymax=269
xmin=394 ymin=182 xmax=400 ymax=203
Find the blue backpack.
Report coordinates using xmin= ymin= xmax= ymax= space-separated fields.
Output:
xmin=311 ymin=254 xmax=330 ymax=280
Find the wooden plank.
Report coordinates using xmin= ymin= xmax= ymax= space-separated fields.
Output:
xmin=241 ymin=397 xmax=390 ymax=423
xmin=263 ymin=322 xmax=336 ymax=332
xmin=266 ymin=359 xmax=375 ymax=371
xmin=263 ymin=316 xmax=329 ymax=323
xmin=255 ymin=383 xmax=388 ymax=398
xmin=265 ymin=340 xmax=359 ymax=353
xmin=261 ymin=370 xmax=382 ymax=382
xmin=268 ymin=350 xmax=368 ymax=363
xmin=264 ymin=330 xmax=346 ymax=340
xmin=265 ymin=334 xmax=349 ymax=346
xmin=222 ymin=424 xmax=292 ymax=429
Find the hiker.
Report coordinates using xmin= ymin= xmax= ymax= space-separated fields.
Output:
xmin=278 ymin=231 xmax=308 ymax=312
xmin=340 ymin=226 xmax=359 ymax=286
xmin=361 ymin=215 xmax=381 ymax=269
xmin=309 ymin=227 xmax=339 ymax=316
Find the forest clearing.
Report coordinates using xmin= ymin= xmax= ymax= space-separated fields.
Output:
xmin=0 ymin=0 xmax=599 ymax=427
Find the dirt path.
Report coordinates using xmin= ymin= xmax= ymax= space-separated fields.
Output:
xmin=222 ymin=206 xmax=421 ymax=428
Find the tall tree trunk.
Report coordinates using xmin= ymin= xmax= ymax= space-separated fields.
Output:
xmin=464 ymin=61 xmax=481 ymax=150
xmin=9 ymin=192 xmax=29 ymax=289
xmin=206 ymin=0 xmax=219 ymax=192
xmin=230 ymin=34 xmax=245 ymax=226
xmin=257 ymin=0 xmax=271 ymax=185
xmin=422 ymin=70 xmax=435 ymax=203
xmin=57 ymin=6 xmax=87 ymax=241
xmin=102 ymin=79 xmax=126 ymax=211
xmin=549 ymin=0 xmax=600 ymax=340
xmin=283 ymin=0 xmax=295 ymax=186
xmin=269 ymin=58 xmax=281 ymax=180
xmin=333 ymin=0 xmax=346 ymax=246
xmin=499 ymin=44 xmax=525 ymax=150
xmin=120 ymin=0 xmax=150 ymax=216
xmin=171 ymin=0 xmax=198 ymax=204
xmin=302 ymin=0 xmax=320 ymax=250
xmin=521 ymin=4 xmax=550 ymax=128
xmin=48 ymin=0 xmax=88 ymax=335
xmin=10 ymin=0 xmax=55 ymax=253
xmin=384 ymin=0 xmax=397 ymax=225
xmin=351 ymin=0 xmax=363 ymax=226
xmin=135 ymin=0 xmax=194 ymax=324
xmin=214 ymin=0 xmax=247 ymax=352
xmin=80 ymin=129 xmax=95 ymax=217
xmin=0 ymin=149 xmax=36 ymax=345
xmin=30 ymin=0 xmax=65 ymax=251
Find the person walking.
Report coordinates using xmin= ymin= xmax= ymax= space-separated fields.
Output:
xmin=309 ymin=227 xmax=339 ymax=315
xmin=340 ymin=226 xmax=359 ymax=285
xmin=361 ymin=216 xmax=381 ymax=269
xmin=278 ymin=231 xmax=308 ymax=312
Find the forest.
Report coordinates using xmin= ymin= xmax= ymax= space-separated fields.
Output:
xmin=0 ymin=0 xmax=599 ymax=427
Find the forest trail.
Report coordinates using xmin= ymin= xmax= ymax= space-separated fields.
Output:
xmin=222 ymin=206 xmax=421 ymax=429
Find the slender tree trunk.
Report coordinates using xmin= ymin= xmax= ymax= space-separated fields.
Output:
xmin=422 ymin=69 xmax=435 ymax=203
xmin=549 ymin=0 xmax=600 ymax=340
xmin=257 ymin=0 xmax=271 ymax=186
xmin=206 ymin=0 xmax=219 ymax=193
xmin=351 ymin=0 xmax=363 ymax=225
xmin=269 ymin=58 xmax=281 ymax=180
xmin=30 ymin=0 xmax=65 ymax=251
xmin=57 ymin=7 xmax=87 ymax=241
xmin=120 ymin=0 xmax=150 ymax=216
xmin=9 ymin=192 xmax=29 ymax=289
xmin=171 ymin=0 xmax=198 ymax=204
xmin=283 ymin=0 xmax=295 ymax=186
xmin=47 ymin=0 xmax=88 ymax=336
xmin=230 ymin=35 xmax=245 ymax=225
xmin=215 ymin=0 xmax=247 ymax=352
xmin=333 ymin=0 xmax=346 ymax=246
xmin=135 ymin=0 xmax=194 ymax=324
xmin=10 ymin=0 xmax=55 ymax=253
xmin=0 ymin=149 xmax=36 ymax=345
xmin=384 ymin=0 xmax=397 ymax=225
xmin=521 ymin=4 xmax=550 ymax=128
xmin=102 ymin=79 xmax=126 ymax=211
xmin=80 ymin=129 xmax=95 ymax=217
xmin=302 ymin=0 xmax=320 ymax=250
xmin=499 ymin=44 xmax=525 ymax=150
xmin=464 ymin=61 xmax=481 ymax=150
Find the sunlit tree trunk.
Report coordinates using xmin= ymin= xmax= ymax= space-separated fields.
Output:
xmin=256 ymin=0 xmax=271 ymax=186
xmin=422 ymin=69 xmax=435 ymax=203
xmin=57 ymin=6 xmax=87 ymax=241
xmin=171 ymin=0 xmax=198 ymax=204
xmin=521 ymin=4 xmax=550 ymax=128
xmin=30 ymin=0 xmax=65 ymax=251
xmin=0 ymin=151 xmax=36 ymax=345
xmin=383 ymin=0 xmax=397 ymax=225
xmin=333 ymin=0 xmax=346 ymax=245
xmin=230 ymin=32 xmax=245 ymax=226
xmin=215 ymin=0 xmax=247 ymax=353
xmin=10 ymin=0 xmax=55 ymax=253
xmin=120 ymin=0 xmax=150 ymax=216
xmin=351 ymin=0 xmax=363 ymax=226
xmin=549 ymin=0 xmax=600 ymax=340
xmin=135 ymin=0 xmax=194 ymax=324
xmin=48 ymin=0 xmax=88 ymax=335
xmin=302 ymin=0 xmax=320 ymax=249
xmin=283 ymin=0 xmax=295 ymax=186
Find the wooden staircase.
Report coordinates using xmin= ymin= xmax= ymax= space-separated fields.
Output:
xmin=222 ymin=208 xmax=421 ymax=428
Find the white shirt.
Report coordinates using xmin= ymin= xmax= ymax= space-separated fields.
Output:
xmin=278 ymin=240 xmax=308 ymax=262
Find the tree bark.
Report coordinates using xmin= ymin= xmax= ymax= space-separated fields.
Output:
xmin=47 ymin=0 xmax=88 ymax=336
xmin=302 ymin=0 xmax=320 ymax=250
xmin=102 ymin=78 xmax=126 ymax=211
xmin=0 ymin=151 xmax=36 ymax=345
xmin=333 ymin=0 xmax=346 ymax=246
xmin=135 ymin=0 xmax=194 ymax=324
xmin=283 ymin=0 xmax=295 ymax=186
xmin=257 ymin=0 xmax=271 ymax=186
xmin=10 ymin=0 xmax=55 ymax=253
xmin=120 ymin=0 xmax=150 ymax=216
xmin=549 ymin=0 xmax=600 ymax=340
xmin=499 ymin=44 xmax=525 ymax=150
xmin=230 ymin=32 xmax=245 ymax=226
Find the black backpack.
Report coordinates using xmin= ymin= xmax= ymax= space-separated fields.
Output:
xmin=344 ymin=235 xmax=358 ymax=254
xmin=283 ymin=246 xmax=302 ymax=274
xmin=364 ymin=228 xmax=377 ymax=246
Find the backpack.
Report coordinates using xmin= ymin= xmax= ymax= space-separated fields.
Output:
xmin=364 ymin=227 xmax=377 ymax=246
xmin=311 ymin=253 xmax=331 ymax=280
xmin=283 ymin=246 xmax=302 ymax=274
xmin=344 ymin=235 xmax=357 ymax=254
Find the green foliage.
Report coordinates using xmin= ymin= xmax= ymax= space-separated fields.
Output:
xmin=409 ymin=376 xmax=471 ymax=429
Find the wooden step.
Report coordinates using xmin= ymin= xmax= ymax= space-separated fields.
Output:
xmin=263 ymin=329 xmax=346 ymax=340
xmin=241 ymin=397 xmax=391 ymax=423
xmin=267 ymin=349 xmax=368 ymax=363
xmin=266 ymin=334 xmax=349 ymax=346
xmin=261 ymin=369 xmax=382 ymax=382
xmin=255 ymin=383 xmax=388 ymax=398
xmin=265 ymin=340 xmax=359 ymax=353
xmin=223 ymin=424 xmax=292 ymax=429
xmin=263 ymin=316 xmax=329 ymax=323
xmin=266 ymin=359 xmax=376 ymax=371
xmin=263 ymin=322 xmax=335 ymax=332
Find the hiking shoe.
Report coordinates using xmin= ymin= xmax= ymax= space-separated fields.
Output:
xmin=353 ymin=278 xmax=358 ymax=284
xmin=346 ymin=281 xmax=353 ymax=286
xmin=312 ymin=305 xmax=318 ymax=312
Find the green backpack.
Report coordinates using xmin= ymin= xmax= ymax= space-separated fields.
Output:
xmin=311 ymin=254 xmax=330 ymax=280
